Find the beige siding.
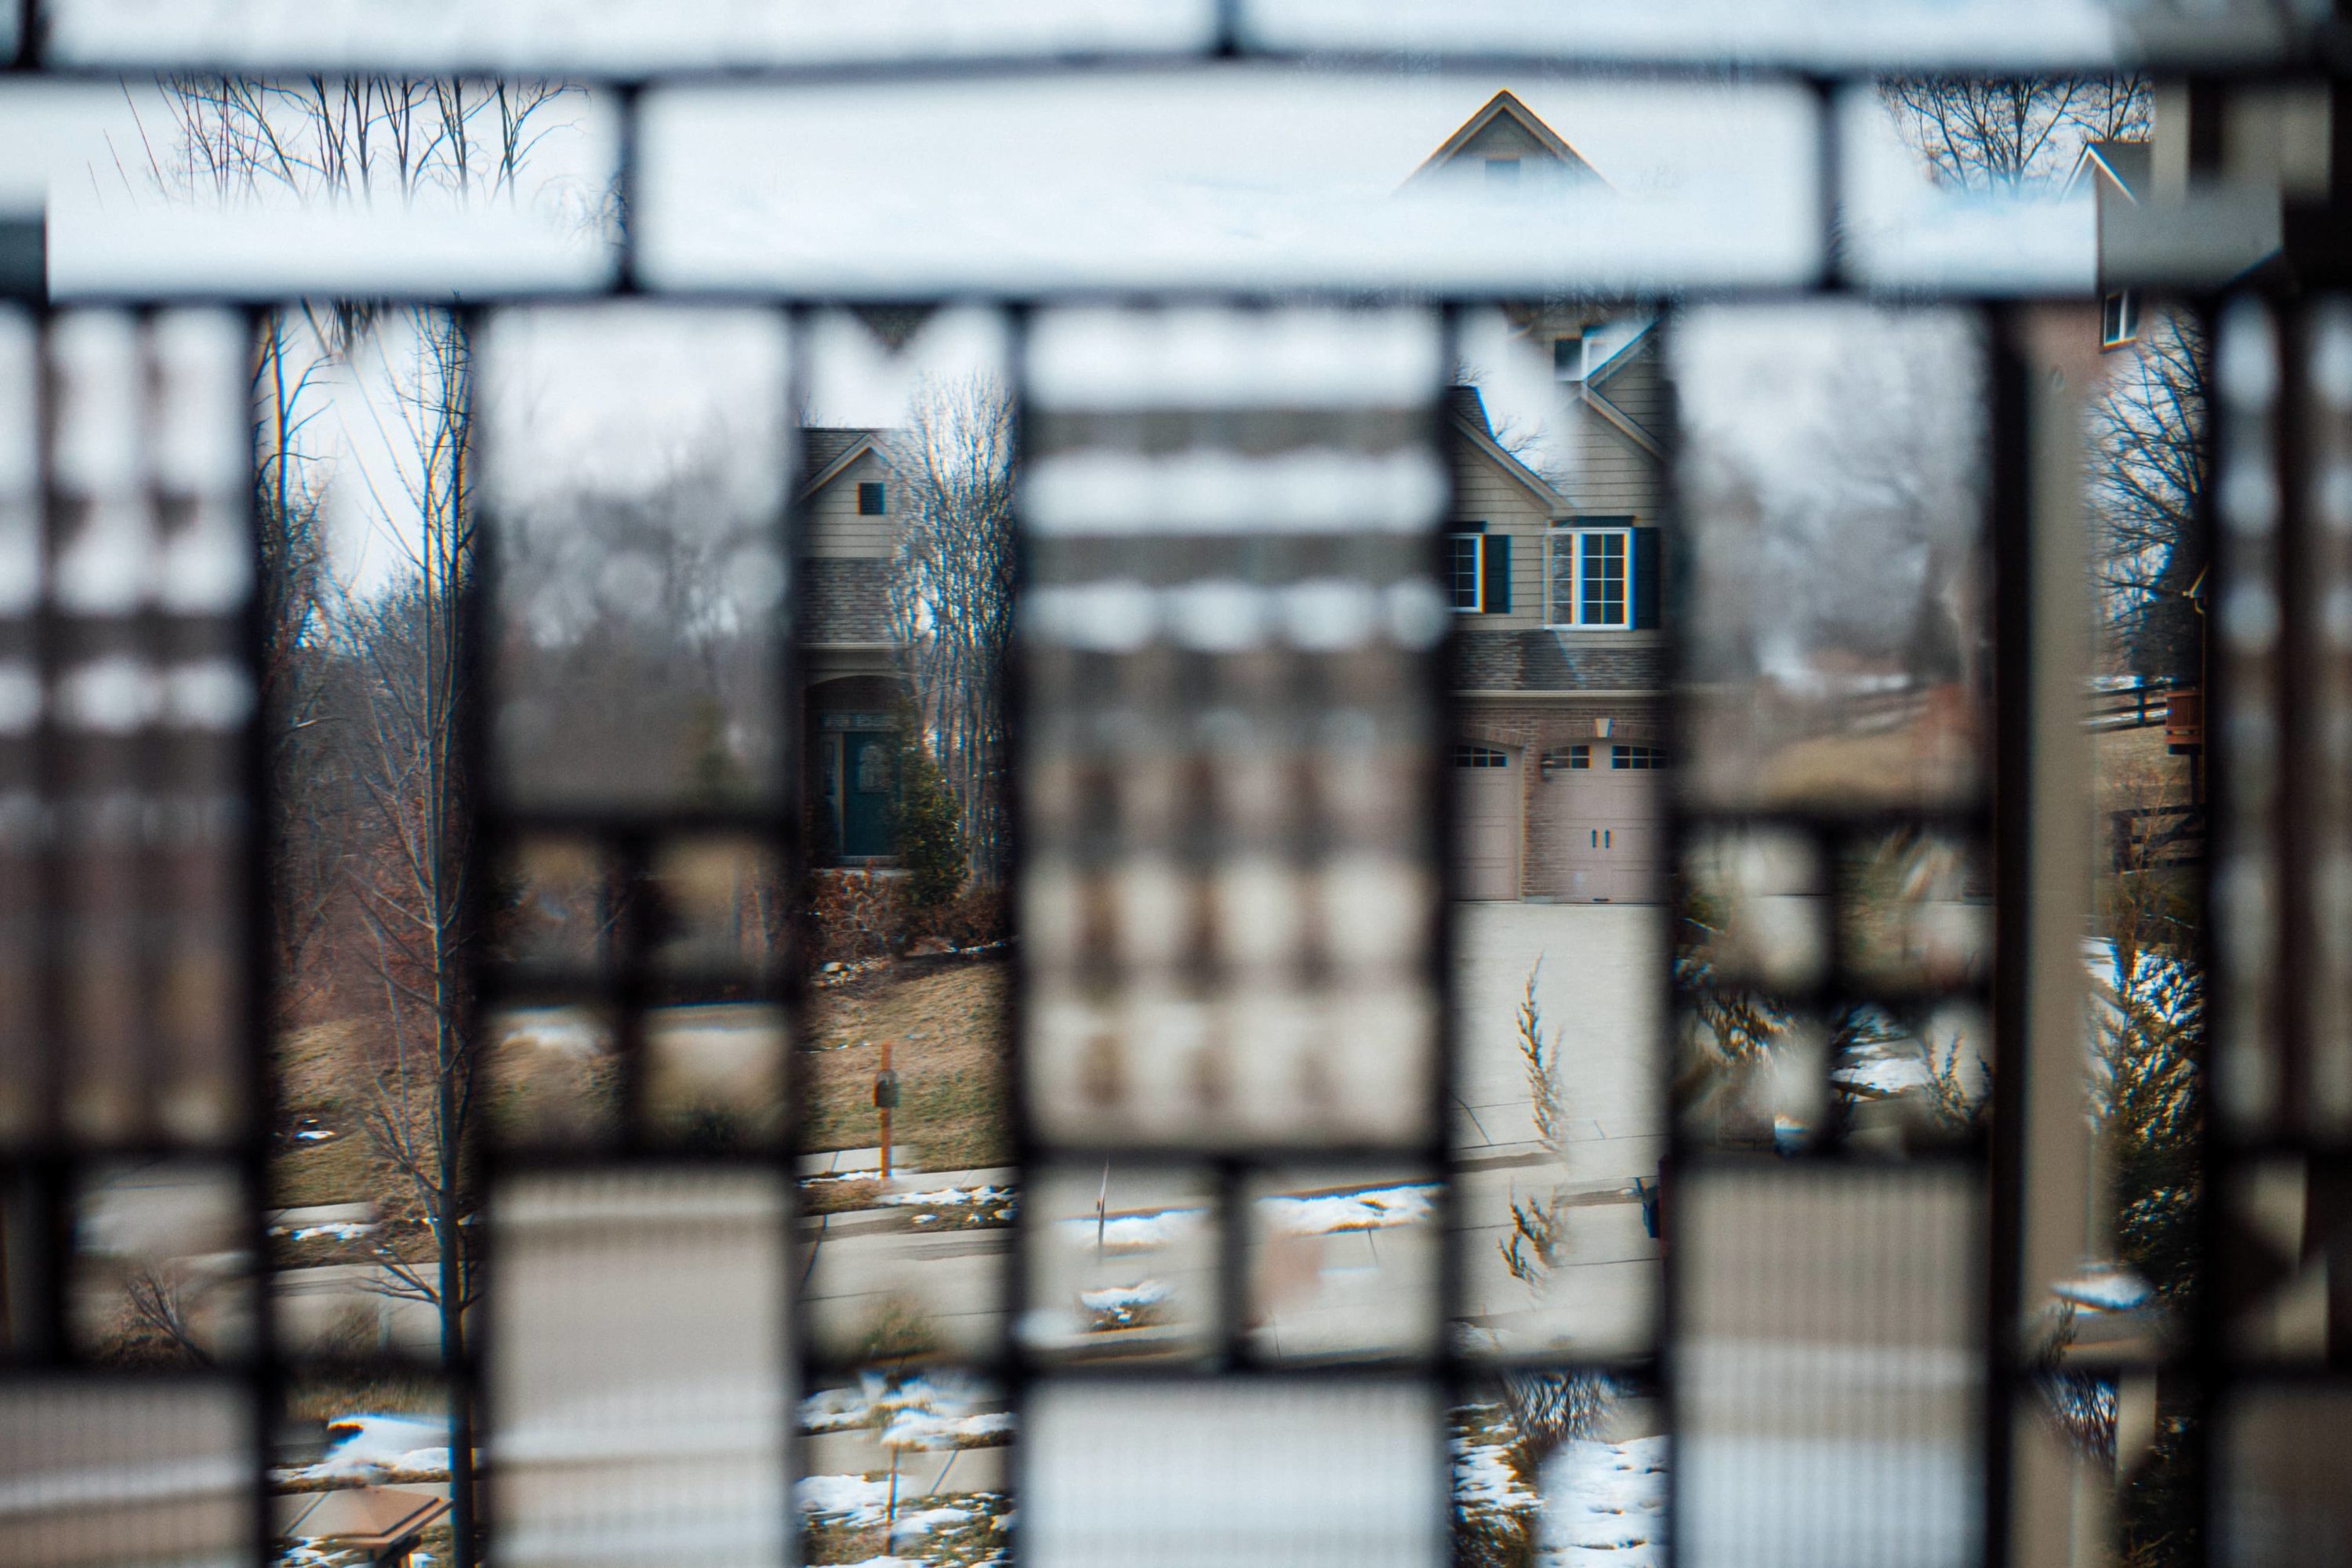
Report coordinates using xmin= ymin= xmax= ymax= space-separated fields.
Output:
xmin=1449 ymin=437 xmax=1555 ymax=630
xmin=1565 ymin=347 xmax=1664 ymax=521
xmin=1457 ymin=118 xmax=1548 ymax=160
xmin=804 ymin=448 xmax=899 ymax=558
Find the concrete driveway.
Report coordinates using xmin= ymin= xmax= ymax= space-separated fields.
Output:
xmin=1453 ymin=901 xmax=1667 ymax=1358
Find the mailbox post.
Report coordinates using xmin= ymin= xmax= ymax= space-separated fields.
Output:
xmin=874 ymin=1038 xmax=901 ymax=1181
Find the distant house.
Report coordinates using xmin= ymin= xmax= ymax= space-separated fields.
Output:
xmin=798 ymin=427 xmax=909 ymax=864
xmin=1403 ymin=88 xmax=1608 ymax=194
xmin=1420 ymin=93 xmax=1669 ymax=903
xmin=1447 ymin=328 xmax=1669 ymax=904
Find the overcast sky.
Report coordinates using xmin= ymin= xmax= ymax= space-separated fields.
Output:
xmin=0 ymin=67 xmax=2093 ymax=590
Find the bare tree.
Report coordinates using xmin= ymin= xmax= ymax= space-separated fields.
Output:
xmin=885 ymin=375 xmax=1017 ymax=885
xmin=129 ymin=80 xmax=604 ymax=1562
xmin=121 ymin=1263 xmax=215 ymax=1366
xmin=2089 ymin=308 xmax=2208 ymax=681
xmin=254 ymin=310 xmax=348 ymax=1013
xmin=129 ymin=76 xmax=593 ymax=224
xmin=1880 ymin=76 xmax=2151 ymax=191
xmin=335 ymin=311 xmax=477 ymax=1359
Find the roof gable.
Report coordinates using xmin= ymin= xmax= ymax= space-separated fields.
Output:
xmin=1406 ymin=90 xmax=1605 ymax=187
xmin=800 ymin=428 xmax=888 ymax=499
xmin=1449 ymin=400 xmax=1569 ymax=515
xmin=2063 ymin=140 xmax=2150 ymax=204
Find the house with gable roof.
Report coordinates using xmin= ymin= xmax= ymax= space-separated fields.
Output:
xmin=1424 ymin=93 xmax=1670 ymax=902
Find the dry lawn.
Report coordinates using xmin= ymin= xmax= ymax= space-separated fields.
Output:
xmin=801 ymin=959 xmax=1010 ymax=1171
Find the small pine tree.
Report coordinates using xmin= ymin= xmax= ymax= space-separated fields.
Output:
xmin=891 ymin=710 xmax=965 ymax=913
xmin=1502 ymin=964 xmax=1571 ymax=1287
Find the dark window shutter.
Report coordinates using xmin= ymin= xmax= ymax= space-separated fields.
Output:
xmin=1482 ymin=533 xmax=1512 ymax=615
xmin=1633 ymin=527 xmax=1661 ymax=630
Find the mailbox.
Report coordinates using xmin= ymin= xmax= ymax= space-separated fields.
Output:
xmin=873 ymin=1069 xmax=901 ymax=1110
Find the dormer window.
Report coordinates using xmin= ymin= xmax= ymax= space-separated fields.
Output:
xmin=858 ymin=481 xmax=887 ymax=515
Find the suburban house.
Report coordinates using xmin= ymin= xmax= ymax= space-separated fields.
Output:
xmin=798 ymin=426 xmax=909 ymax=863
xmin=1446 ymin=330 xmax=1669 ymax=904
xmin=1426 ymin=93 xmax=1671 ymax=902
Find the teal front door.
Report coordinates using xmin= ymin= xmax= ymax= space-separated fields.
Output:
xmin=840 ymin=729 xmax=896 ymax=858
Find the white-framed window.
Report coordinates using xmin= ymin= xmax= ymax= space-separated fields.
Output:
xmin=2100 ymin=289 xmax=2141 ymax=349
xmin=1452 ymin=744 xmax=1509 ymax=768
xmin=1448 ymin=532 xmax=1485 ymax=611
xmin=1547 ymin=524 xmax=1633 ymax=628
xmin=1611 ymin=744 xmax=1661 ymax=769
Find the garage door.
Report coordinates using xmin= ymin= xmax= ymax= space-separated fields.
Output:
xmin=1558 ymin=743 xmax=1663 ymax=902
xmin=1453 ymin=743 xmax=1521 ymax=900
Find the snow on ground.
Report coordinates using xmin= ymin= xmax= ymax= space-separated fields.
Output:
xmin=274 ymin=1221 xmax=379 ymax=1243
xmin=1055 ymin=1207 xmax=1204 ymax=1251
xmin=883 ymin=1409 xmax=1014 ymax=1450
xmin=1078 ymin=1280 xmax=1170 ymax=1313
xmin=1454 ymin=1437 xmax=1536 ymax=1512
xmin=880 ymin=1185 xmax=1018 ymax=1225
xmin=1540 ymin=1436 xmax=1668 ymax=1568
xmin=1260 ymin=1183 xmax=1437 ymax=1236
xmin=880 ymin=1185 xmax=1013 ymax=1208
xmin=277 ymin=1413 xmax=451 ymax=1484
xmin=2053 ymin=1269 xmax=2152 ymax=1313
xmin=891 ymin=1506 xmax=975 ymax=1538
xmin=800 ymin=1473 xmax=897 ymax=1525
xmin=1832 ymin=1051 xmax=1932 ymax=1097
xmin=801 ymin=1374 xmax=1013 ymax=1449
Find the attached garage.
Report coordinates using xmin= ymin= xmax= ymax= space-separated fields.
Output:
xmin=1546 ymin=742 xmax=1663 ymax=903
xmin=1452 ymin=743 xmax=1523 ymax=900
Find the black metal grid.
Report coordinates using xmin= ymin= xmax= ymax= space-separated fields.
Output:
xmin=2 ymin=6 xmax=2343 ymax=1566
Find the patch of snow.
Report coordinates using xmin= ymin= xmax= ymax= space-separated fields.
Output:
xmin=884 ymin=1409 xmax=1016 ymax=1450
xmin=1260 ymin=1183 xmax=1436 ymax=1235
xmin=1058 ymin=1207 xmax=1205 ymax=1251
xmin=891 ymin=1505 xmax=975 ymax=1537
xmin=1833 ymin=1053 xmax=1932 ymax=1096
xmin=1541 ymin=1436 xmax=1668 ymax=1568
xmin=2053 ymin=1269 xmax=2151 ymax=1313
xmin=1454 ymin=1437 xmax=1535 ymax=1512
xmin=801 ymin=1374 xmax=1014 ymax=1449
xmin=1080 ymin=1280 xmax=1171 ymax=1312
xmin=274 ymin=1221 xmax=379 ymax=1243
xmin=878 ymin=1184 xmax=1014 ymax=1209
xmin=798 ymin=1472 xmax=895 ymax=1524
xmin=278 ymin=1412 xmax=451 ymax=1483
